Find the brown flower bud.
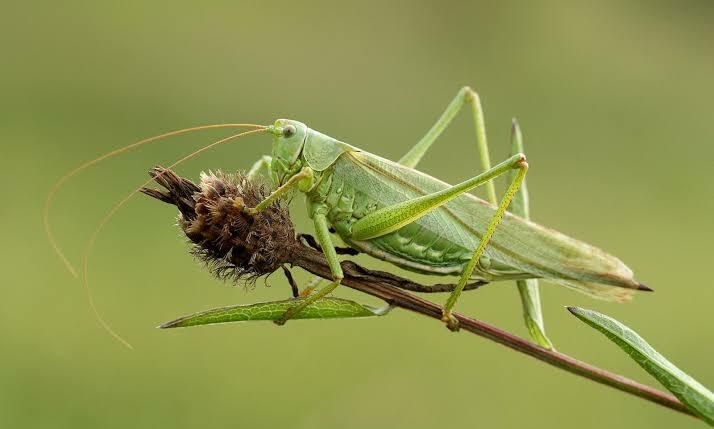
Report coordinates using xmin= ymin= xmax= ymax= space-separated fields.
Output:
xmin=142 ymin=167 xmax=297 ymax=283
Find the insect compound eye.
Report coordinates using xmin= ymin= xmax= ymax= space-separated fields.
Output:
xmin=282 ymin=124 xmax=296 ymax=138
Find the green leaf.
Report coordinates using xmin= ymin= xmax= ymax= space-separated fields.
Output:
xmin=517 ymin=278 xmax=553 ymax=350
xmin=160 ymin=297 xmax=391 ymax=329
xmin=569 ymin=307 xmax=714 ymax=425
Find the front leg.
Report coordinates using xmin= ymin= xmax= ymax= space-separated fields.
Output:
xmin=276 ymin=207 xmax=343 ymax=325
xmin=247 ymin=155 xmax=273 ymax=181
xmin=243 ymin=167 xmax=314 ymax=215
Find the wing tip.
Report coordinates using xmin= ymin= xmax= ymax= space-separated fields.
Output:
xmin=637 ymin=282 xmax=654 ymax=292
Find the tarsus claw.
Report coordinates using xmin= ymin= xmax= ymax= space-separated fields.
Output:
xmin=441 ymin=310 xmax=460 ymax=332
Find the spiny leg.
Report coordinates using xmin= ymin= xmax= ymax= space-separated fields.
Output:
xmin=442 ymin=157 xmax=529 ymax=330
xmin=399 ymin=86 xmax=497 ymax=204
xmin=350 ymin=153 xmax=527 ymax=328
xmin=351 ymin=153 xmax=526 ymax=241
xmin=397 ymin=88 xmax=547 ymax=335
xmin=276 ymin=208 xmax=343 ymax=325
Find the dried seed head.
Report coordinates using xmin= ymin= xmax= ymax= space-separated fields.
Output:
xmin=142 ymin=167 xmax=296 ymax=284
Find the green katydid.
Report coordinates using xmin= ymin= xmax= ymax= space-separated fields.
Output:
xmin=46 ymin=87 xmax=649 ymax=342
xmin=243 ymin=87 xmax=649 ymax=329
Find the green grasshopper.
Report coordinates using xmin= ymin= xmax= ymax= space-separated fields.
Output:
xmin=46 ymin=87 xmax=649 ymax=341
xmin=240 ymin=87 xmax=648 ymax=329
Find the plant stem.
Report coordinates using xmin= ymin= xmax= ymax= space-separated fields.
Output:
xmin=292 ymin=251 xmax=694 ymax=417
xmin=143 ymin=167 xmax=694 ymax=419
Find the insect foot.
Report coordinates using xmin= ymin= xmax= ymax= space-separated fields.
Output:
xmin=441 ymin=311 xmax=460 ymax=332
xmin=231 ymin=196 xmax=245 ymax=211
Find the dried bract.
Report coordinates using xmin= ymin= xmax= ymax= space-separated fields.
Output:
xmin=142 ymin=167 xmax=297 ymax=283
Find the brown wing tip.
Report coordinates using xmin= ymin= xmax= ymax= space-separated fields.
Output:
xmin=637 ymin=283 xmax=654 ymax=292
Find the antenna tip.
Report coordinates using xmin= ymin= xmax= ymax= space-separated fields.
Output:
xmin=60 ymin=259 xmax=79 ymax=278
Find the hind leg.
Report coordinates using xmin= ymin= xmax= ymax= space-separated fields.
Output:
xmin=398 ymin=86 xmax=497 ymax=204
xmin=350 ymin=154 xmax=529 ymax=330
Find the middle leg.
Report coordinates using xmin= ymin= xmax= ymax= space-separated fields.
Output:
xmin=275 ymin=207 xmax=344 ymax=325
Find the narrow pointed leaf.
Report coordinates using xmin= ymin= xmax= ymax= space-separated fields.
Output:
xmin=517 ymin=278 xmax=553 ymax=349
xmin=510 ymin=119 xmax=553 ymax=349
xmin=569 ymin=307 xmax=714 ymax=424
xmin=160 ymin=297 xmax=391 ymax=329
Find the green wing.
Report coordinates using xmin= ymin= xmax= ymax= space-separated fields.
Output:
xmin=338 ymin=151 xmax=641 ymax=302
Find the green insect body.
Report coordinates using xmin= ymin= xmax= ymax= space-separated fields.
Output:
xmin=267 ymin=120 xmax=641 ymax=304
xmin=45 ymin=88 xmax=647 ymax=346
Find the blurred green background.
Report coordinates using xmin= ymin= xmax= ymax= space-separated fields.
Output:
xmin=2 ymin=1 xmax=713 ymax=427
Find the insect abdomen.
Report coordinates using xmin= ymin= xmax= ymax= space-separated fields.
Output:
xmin=314 ymin=161 xmax=502 ymax=278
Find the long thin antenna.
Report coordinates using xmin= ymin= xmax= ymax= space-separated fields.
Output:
xmin=44 ymin=123 xmax=265 ymax=277
xmin=82 ymin=127 xmax=267 ymax=349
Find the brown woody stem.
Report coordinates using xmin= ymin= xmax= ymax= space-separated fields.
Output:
xmin=290 ymin=249 xmax=693 ymax=417
xmin=143 ymin=166 xmax=693 ymax=418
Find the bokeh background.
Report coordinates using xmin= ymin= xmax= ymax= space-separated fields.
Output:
xmin=2 ymin=1 xmax=713 ymax=428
